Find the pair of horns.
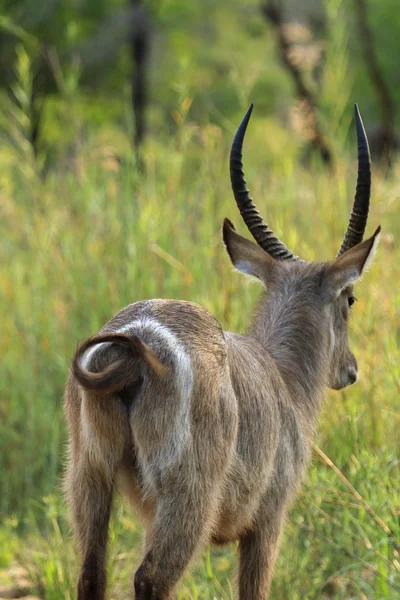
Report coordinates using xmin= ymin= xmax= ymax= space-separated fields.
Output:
xmin=229 ymin=104 xmax=371 ymax=259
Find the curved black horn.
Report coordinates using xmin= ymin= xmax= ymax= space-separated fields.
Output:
xmin=337 ymin=104 xmax=371 ymax=256
xmin=230 ymin=104 xmax=298 ymax=260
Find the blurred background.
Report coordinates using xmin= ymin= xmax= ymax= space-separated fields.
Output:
xmin=0 ymin=1 xmax=399 ymax=599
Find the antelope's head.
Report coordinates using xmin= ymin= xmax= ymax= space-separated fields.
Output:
xmin=224 ymin=104 xmax=380 ymax=390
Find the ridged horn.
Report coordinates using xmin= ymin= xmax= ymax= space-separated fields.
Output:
xmin=230 ymin=104 xmax=298 ymax=260
xmin=337 ymin=104 xmax=371 ymax=256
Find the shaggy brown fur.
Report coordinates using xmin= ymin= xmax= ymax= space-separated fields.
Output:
xmin=64 ymin=217 xmax=379 ymax=599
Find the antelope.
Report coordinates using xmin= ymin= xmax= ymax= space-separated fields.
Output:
xmin=65 ymin=104 xmax=380 ymax=600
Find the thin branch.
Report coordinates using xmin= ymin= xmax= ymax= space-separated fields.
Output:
xmin=312 ymin=443 xmax=397 ymax=543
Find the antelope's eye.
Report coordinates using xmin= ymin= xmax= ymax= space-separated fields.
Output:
xmin=348 ymin=296 xmax=357 ymax=307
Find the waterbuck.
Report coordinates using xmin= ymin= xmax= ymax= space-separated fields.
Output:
xmin=65 ymin=104 xmax=380 ymax=600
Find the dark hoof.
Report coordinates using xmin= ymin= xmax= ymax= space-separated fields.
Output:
xmin=77 ymin=575 xmax=104 ymax=600
xmin=134 ymin=574 xmax=153 ymax=599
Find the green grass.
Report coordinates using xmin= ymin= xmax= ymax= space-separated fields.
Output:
xmin=1 ymin=105 xmax=399 ymax=598
xmin=0 ymin=7 xmax=399 ymax=595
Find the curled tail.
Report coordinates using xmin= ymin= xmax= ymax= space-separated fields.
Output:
xmin=72 ymin=332 xmax=169 ymax=395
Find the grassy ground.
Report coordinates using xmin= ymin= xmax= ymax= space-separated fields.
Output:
xmin=1 ymin=2 xmax=400 ymax=593
xmin=1 ymin=97 xmax=399 ymax=598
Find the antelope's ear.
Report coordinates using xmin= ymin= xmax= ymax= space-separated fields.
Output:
xmin=222 ymin=218 xmax=275 ymax=280
xmin=326 ymin=226 xmax=381 ymax=296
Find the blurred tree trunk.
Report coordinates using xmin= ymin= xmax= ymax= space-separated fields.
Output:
xmin=354 ymin=0 xmax=396 ymax=162
xmin=130 ymin=0 xmax=150 ymax=157
xmin=261 ymin=0 xmax=332 ymax=166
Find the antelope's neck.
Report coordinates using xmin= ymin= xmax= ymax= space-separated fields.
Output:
xmin=249 ymin=291 xmax=330 ymax=421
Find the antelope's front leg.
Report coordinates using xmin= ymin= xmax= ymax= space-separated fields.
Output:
xmin=238 ymin=506 xmax=286 ymax=600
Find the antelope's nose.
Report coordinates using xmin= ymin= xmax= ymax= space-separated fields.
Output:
xmin=348 ymin=367 xmax=357 ymax=384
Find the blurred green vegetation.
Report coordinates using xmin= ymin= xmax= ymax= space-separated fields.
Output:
xmin=0 ymin=0 xmax=399 ymax=598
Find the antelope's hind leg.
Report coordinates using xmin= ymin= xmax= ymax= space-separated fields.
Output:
xmin=134 ymin=478 xmax=215 ymax=600
xmin=71 ymin=467 xmax=113 ymax=600
xmin=133 ymin=467 xmax=223 ymax=600
xmin=133 ymin=391 xmax=237 ymax=599
xmin=65 ymin=392 xmax=129 ymax=600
